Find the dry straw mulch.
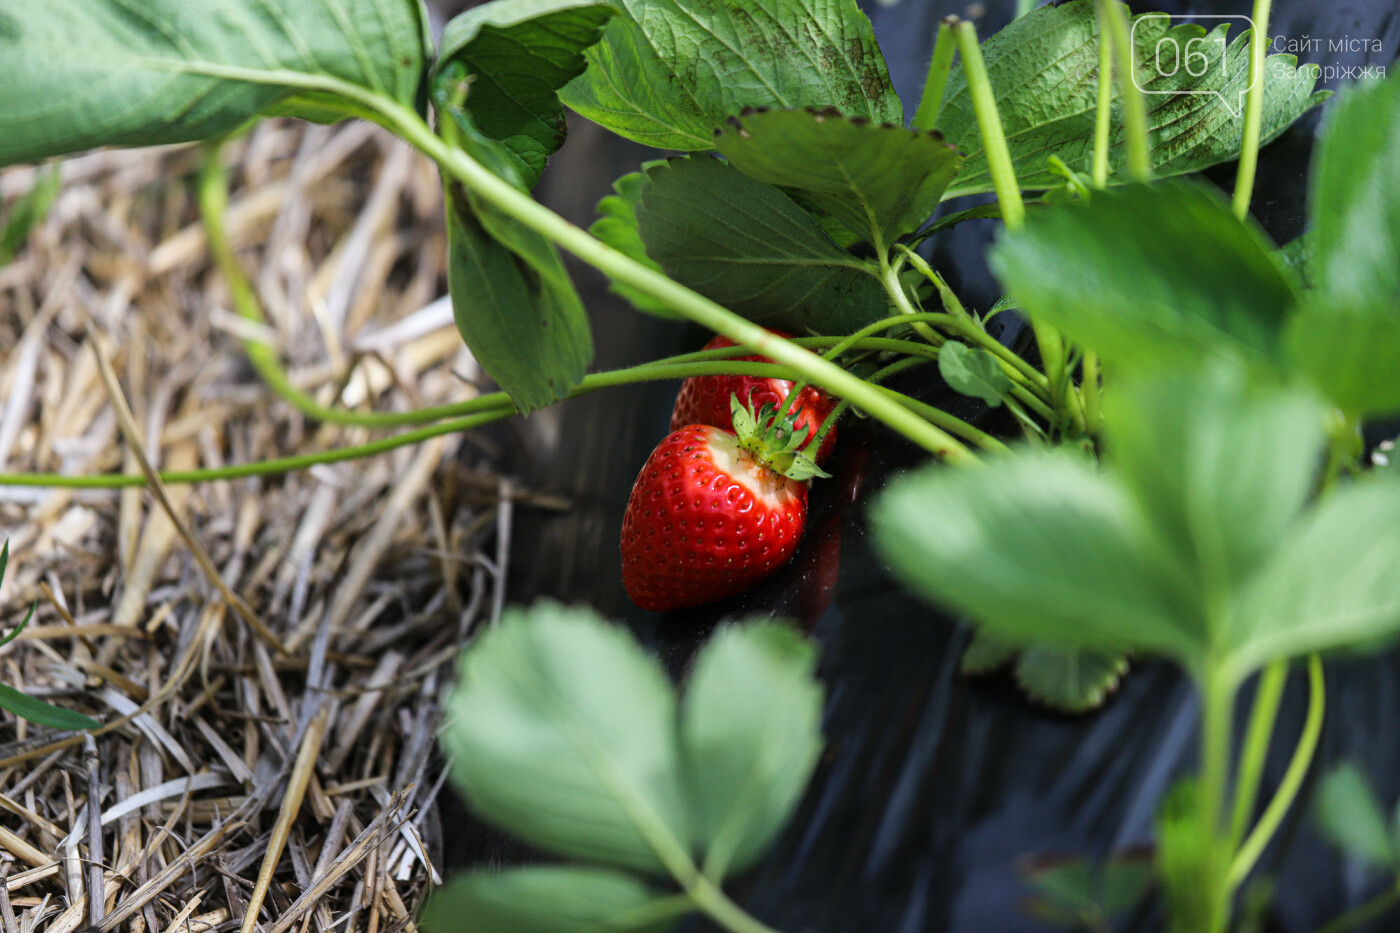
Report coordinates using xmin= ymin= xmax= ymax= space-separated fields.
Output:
xmin=0 ymin=121 xmax=525 ymax=932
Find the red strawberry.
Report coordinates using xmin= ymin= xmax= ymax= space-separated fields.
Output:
xmin=671 ymin=331 xmax=839 ymax=464
xmin=621 ymin=402 xmax=824 ymax=612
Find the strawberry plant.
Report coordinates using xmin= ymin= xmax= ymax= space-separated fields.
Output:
xmin=0 ymin=0 xmax=1396 ymax=930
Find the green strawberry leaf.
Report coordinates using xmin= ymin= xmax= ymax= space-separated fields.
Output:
xmin=1307 ymin=73 xmax=1400 ymax=310
xmin=560 ymin=0 xmax=901 ymax=151
xmin=437 ymin=83 xmax=592 ymax=412
xmin=935 ymin=0 xmax=1326 ymax=198
xmin=0 ymin=166 xmax=60 ymax=264
xmin=991 ymin=181 xmax=1301 ymax=370
xmin=1225 ymin=475 xmax=1400 ymax=679
xmin=960 ymin=628 xmax=1018 ymax=676
xmin=420 ymin=866 xmax=682 ymax=933
xmin=713 ymin=109 xmax=962 ymax=247
xmin=874 ymin=359 xmax=1376 ymax=684
xmin=1315 ymin=764 xmax=1398 ymax=872
xmin=1021 ymin=852 xmax=1152 ymax=929
xmin=680 ymin=621 xmax=823 ymax=879
xmin=0 ymin=0 xmax=430 ymax=167
xmin=445 ymin=189 xmax=592 ymax=411
xmin=0 ymin=541 xmax=98 ymax=731
xmin=590 ymin=169 xmax=676 ymax=318
xmin=1286 ymin=72 xmax=1400 ymax=416
xmin=872 ymin=451 xmax=1198 ymax=660
xmin=1103 ymin=363 xmax=1326 ymax=606
xmin=1014 ymin=645 xmax=1128 ymax=714
xmin=634 ymin=156 xmax=888 ymax=334
xmin=938 ymin=342 xmax=1012 ymax=408
xmin=434 ymin=0 xmax=616 ymax=190
xmin=0 ymin=683 xmax=99 ymax=732
xmin=1276 ymin=233 xmax=1313 ymax=289
xmin=441 ymin=602 xmax=692 ymax=874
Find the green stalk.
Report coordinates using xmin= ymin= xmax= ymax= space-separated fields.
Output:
xmin=0 ymin=410 xmax=510 ymax=489
xmin=912 ymin=17 xmax=959 ymax=131
xmin=895 ymin=246 xmax=973 ymax=325
xmin=198 ymin=143 xmax=463 ymax=429
xmin=1228 ymin=660 xmax=1288 ymax=849
xmin=687 ymin=875 xmax=780 ymax=933
xmin=1098 ymin=0 xmax=1151 ymax=181
xmin=811 ymin=354 xmax=1010 ymax=454
xmin=1199 ymin=663 xmax=1237 ymax=933
xmin=879 ymin=252 xmax=946 ymax=348
xmin=880 ymin=382 xmax=1013 ymax=454
xmin=1081 ymin=350 xmax=1101 ymax=434
xmin=1229 ymin=655 xmax=1325 ymax=888
xmin=953 ymin=20 xmax=1086 ymax=432
xmin=1232 ymin=0 xmax=1274 ymax=220
xmin=2 ymin=352 xmax=995 ymax=489
xmin=384 ymin=102 xmax=980 ymax=466
xmin=952 ymin=21 xmax=1026 ymax=230
xmin=1316 ymin=883 xmax=1400 ymax=933
xmin=896 ymin=246 xmax=1054 ymax=399
xmin=1092 ymin=1 xmax=1115 ymax=188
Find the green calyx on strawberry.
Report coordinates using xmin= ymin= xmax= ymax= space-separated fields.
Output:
xmin=670 ymin=330 xmax=840 ymax=465
xmin=728 ymin=392 xmax=830 ymax=482
xmin=620 ymin=393 xmax=830 ymax=612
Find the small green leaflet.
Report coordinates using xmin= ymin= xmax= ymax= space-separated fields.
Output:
xmin=961 ymin=628 xmax=1017 ymax=675
xmin=1014 ymin=645 xmax=1128 ymax=714
xmin=0 ymin=683 xmax=100 ymax=732
xmin=1021 ymin=852 xmax=1154 ymax=929
xmin=714 ymin=109 xmax=962 ymax=247
xmin=938 ymin=342 xmax=1011 ymax=407
xmin=962 ymin=625 xmax=1127 ymax=713
xmin=560 ymin=0 xmax=902 ymax=151
xmin=1285 ymin=72 xmax=1400 ymax=416
xmin=590 ymin=169 xmax=675 ymax=317
xmin=434 ymin=0 xmax=616 ymax=190
xmin=934 ymin=0 xmax=1326 ymax=198
xmin=420 ymin=866 xmax=681 ymax=933
xmin=444 ymin=191 xmax=593 ymax=412
xmin=634 ymin=156 xmax=888 ymax=334
xmin=441 ymin=602 xmax=693 ymax=874
xmin=0 ymin=0 xmax=431 ymax=168
xmin=0 ymin=166 xmax=61 ymax=264
xmin=0 ymin=541 xmax=99 ymax=731
xmin=991 ymin=181 xmax=1300 ymax=370
xmin=1314 ymin=764 xmax=1398 ymax=872
xmin=436 ymin=80 xmax=593 ymax=411
xmin=680 ymin=622 xmax=823 ymax=879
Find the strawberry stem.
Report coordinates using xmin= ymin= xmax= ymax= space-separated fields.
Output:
xmin=813 ymin=357 xmax=1011 ymax=456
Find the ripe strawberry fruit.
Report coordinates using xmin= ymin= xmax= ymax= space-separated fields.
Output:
xmin=671 ymin=331 xmax=839 ymax=464
xmin=622 ymin=400 xmax=825 ymax=612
